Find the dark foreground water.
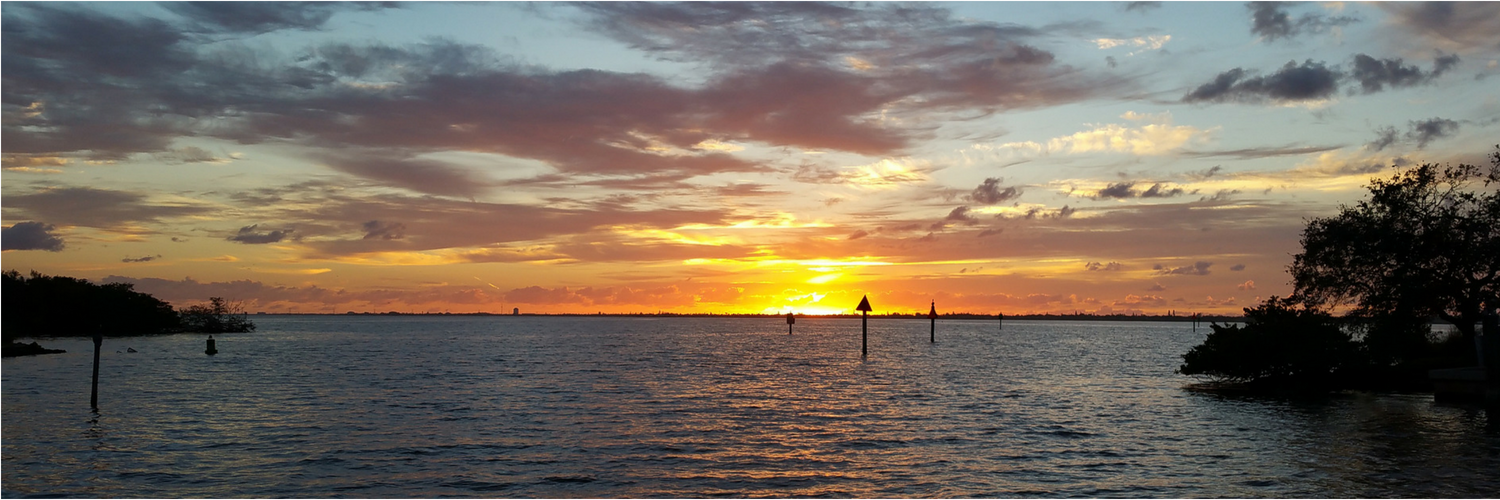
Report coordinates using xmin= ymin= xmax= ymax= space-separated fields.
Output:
xmin=3 ymin=316 xmax=1497 ymax=498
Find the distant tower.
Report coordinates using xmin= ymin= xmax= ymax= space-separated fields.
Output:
xmin=513 ymin=307 xmax=520 ymax=316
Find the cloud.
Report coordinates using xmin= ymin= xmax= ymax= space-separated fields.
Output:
xmin=1350 ymin=53 xmax=1459 ymax=93
xmin=931 ymin=206 xmax=979 ymax=231
xmin=848 ymin=230 xmax=869 ymax=240
xmin=1092 ymin=35 xmax=1171 ymax=55
xmin=970 ymin=178 xmax=1022 ymax=205
xmin=1155 ymin=261 xmax=1213 ymax=275
xmin=3 ymin=186 xmax=211 ymax=229
xmin=122 ymin=254 xmax=162 ymax=263
xmin=361 ymin=220 xmax=407 ymax=240
xmin=1096 ymin=182 xmax=1137 ymax=199
xmin=1184 ymin=60 xmax=1341 ymax=104
xmin=1085 ymin=261 xmax=1124 ymax=272
xmin=1247 ymin=2 xmax=1358 ymax=42
xmin=1140 ymin=183 xmax=1185 ymax=198
xmin=1147 ymin=282 xmax=1167 ymax=291
xmin=1090 ymin=182 xmax=1184 ymax=200
xmin=163 ymin=2 xmax=396 ymax=34
xmin=1185 ymin=166 xmax=1223 ymax=181
xmin=1124 ymin=2 xmax=1162 ymax=13
xmin=2 ymin=222 xmax=65 ymax=251
xmin=228 ymin=224 xmax=293 ymax=244
xmin=576 ymin=2 xmax=1113 ymax=111
xmin=1230 ymin=264 xmax=1246 ymax=271
xmin=1184 ymin=145 xmax=1342 ymax=159
xmin=1365 ymin=119 xmax=1461 ymax=151
xmin=1043 ymin=114 xmax=1213 ymax=155
xmin=320 ymin=154 xmax=494 ymax=198
xmin=1366 ymin=126 xmax=1400 ymax=152
xmin=1378 ymin=3 xmax=1500 ymax=54
xmin=1406 ymin=118 xmax=1460 ymax=149
xmin=4 ymin=2 xmax=1119 ymax=189
xmin=1237 ymin=280 xmax=1257 ymax=290
xmin=153 ymin=146 xmax=236 ymax=164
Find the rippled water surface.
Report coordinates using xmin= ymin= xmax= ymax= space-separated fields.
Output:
xmin=4 ymin=316 xmax=1498 ymax=497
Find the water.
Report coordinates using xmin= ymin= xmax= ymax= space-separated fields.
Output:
xmin=4 ymin=316 xmax=1497 ymax=498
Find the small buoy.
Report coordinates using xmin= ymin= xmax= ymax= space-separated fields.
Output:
xmin=205 ymin=336 xmax=218 ymax=356
xmin=126 ymin=348 xmax=137 ymax=353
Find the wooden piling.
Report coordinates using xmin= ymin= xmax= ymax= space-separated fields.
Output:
xmin=928 ymin=301 xmax=937 ymax=343
xmin=857 ymin=295 xmax=872 ymax=357
xmin=90 ymin=332 xmax=102 ymax=409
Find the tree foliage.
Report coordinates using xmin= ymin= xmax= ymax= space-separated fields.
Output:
xmin=1290 ymin=147 xmax=1500 ymax=343
xmin=2 ymin=270 xmax=180 ymax=340
xmin=179 ymin=297 xmax=256 ymax=333
xmin=1179 ymin=296 xmax=1357 ymax=386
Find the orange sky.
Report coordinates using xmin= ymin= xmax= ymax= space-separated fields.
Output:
xmin=4 ymin=2 xmax=1498 ymax=315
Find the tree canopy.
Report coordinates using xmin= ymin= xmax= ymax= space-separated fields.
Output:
xmin=2 ymin=270 xmax=179 ymax=340
xmin=1290 ymin=147 xmax=1500 ymax=341
xmin=179 ymin=297 xmax=256 ymax=334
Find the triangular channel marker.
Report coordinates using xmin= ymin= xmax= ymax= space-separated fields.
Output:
xmin=856 ymin=295 xmax=873 ymax=312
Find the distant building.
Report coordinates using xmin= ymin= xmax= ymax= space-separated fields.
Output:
xmin=513 ymin=307 xmax=519 ymax=316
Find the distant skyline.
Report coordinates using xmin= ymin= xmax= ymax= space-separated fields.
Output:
xmin=3 ymin=2 xmax=1498 ymax=315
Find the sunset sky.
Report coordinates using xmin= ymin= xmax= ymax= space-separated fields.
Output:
xmin=3 ymin=2 xmax=1498 ymax=315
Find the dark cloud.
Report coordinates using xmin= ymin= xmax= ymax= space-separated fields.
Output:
xmin=3 ymin=187 xmax=211 ymax=229
xmin=1090 ymin=182 xmax=1182 ymax=200
xmin=1125 ymin=2 xmax=1162 ymax=13
xmin=1096 ymin=182 xmax=1137 ymax=199
xmin=1140 ymin=183 xmax=1185 ymax=198
xmin=1147 ymin=282 xmax=1167 ymax=291
xmin=1085 ymin=261 xmax=1124 ymax=272
xmin=577 ymin=2 xmax=1112 ymax=111
xmin=228 ymin=224 xmax=293 ymax=244
xmin=1183 ymin=60 xmax=1341 ymax=104
xmin=969 ymin=177 xmax=1022 ymax=205
xmin=1199 ymin=189 xmax=1241 ymax=203
xmin=1185 ymin=166 xmax=1223 ymax=181
xmin=931 ymin=206 xmax=979 ymax=230
xmin=163 ymin=2 xmax=396 ymax=34
xmin=361 ymin=220 xmax=407 ymax=241
xmin=848 ymin=230 xmax=869 ymax=240
xmin=320 ymin=154 xmax=494 ymax=198
xmin=122 ymin=254 xmax=162 ymax=263
xmin=1230 ymin=264 xmax=1247 ymax=271
xmin=1155 ymin=261 xmax=1213 ymax=276
xmin=1247 ymin=2 xmax=1358 ymax=42
xmin=977 ymin=228 xmax=1004 ymax=238
xmin=1350 ymin=53 xmax=1458 ymax=93
xmin=1184 ymin=145 xmax=1341 ymax=159
xmin=1407 ymin=118 xmax=1460 ymax=148
xmin=1378 ymin=3 xmax=1500 ymax=53
xmin=5 ymin=2 xmax=1116 ymax=188
xmin=1366 ymin=126 xmax=1400 ymax=152
xmin=2 ymin=222 xmax=65 ymax=251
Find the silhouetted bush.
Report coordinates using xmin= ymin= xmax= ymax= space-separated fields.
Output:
xmin=1179 ymin=296 xmax=1358 ymax=389
xmin=179 ymin=297 xmax=256 ymax=333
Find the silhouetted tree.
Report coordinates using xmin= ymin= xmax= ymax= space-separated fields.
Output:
xmin=1290 ymin=147 xmax=1500 ymax=353
xmin=179 ymin=297 xmax=256 ymax=333
xmin=1179 ymin=296 xmax=1357 ymax=387
xmin=2 ymin=270 xmax=179 ymax=340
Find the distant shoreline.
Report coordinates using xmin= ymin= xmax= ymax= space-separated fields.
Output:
xmin=255 ymin=311 xmax=1245 ymax=322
